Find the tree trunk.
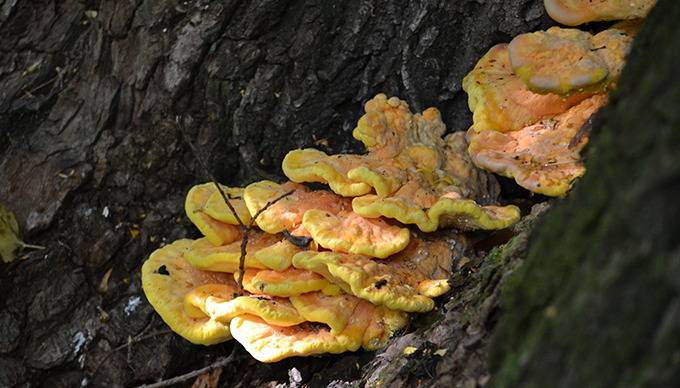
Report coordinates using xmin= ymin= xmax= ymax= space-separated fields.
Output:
xmin=489 ymin=1 xmax=680 ymax=387
xmin=1 ymin=0 xmax=675 ymax=387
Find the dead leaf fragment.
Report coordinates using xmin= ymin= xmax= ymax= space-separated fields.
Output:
xmin=191 ymin=367 xmax=223 ymax=388
xmin=99 ymin=268 xmax=113 ymax=292
xmin=0 ymin=204 xmax=44 ymax=263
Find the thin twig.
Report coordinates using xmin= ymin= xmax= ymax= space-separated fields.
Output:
xmin=543 ymin=160 xmax=579 ymax=167
xmin=568 ymin=113 xmax=595 ymax=149
xmin=237 ymin=189 xmax=294 ymax=295
xmin=20 ymin=64 xmax=72 ymax=100
xmin=20 ymin=75 xmax=58 ymax=99
xmin=174 ymin=116 xmax=296 ymax=295
xmin=134 ymin=347 xmax=241 ymax=388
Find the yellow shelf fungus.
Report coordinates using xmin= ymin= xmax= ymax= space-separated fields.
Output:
xmin=352 ymin=184 xmax=521 ymax=232
xmin=302 ymin=209 xmax=411 ymax=258
xmin=463 ymin=43 xmax=593 ymax=134
xmin=289 ymin=292 xmax=409 ymax=351
xmin=508 ymin=25 xmax=637 ymax=96
xmin=239 ymin=267 xmax=342 ymax=297
xmin=143 ymin=0 xmax=656 ymax=361
xmin=282 ymin=149 xmax=379 ymax=197
xmin=185 ymin=287 xmax=307 ymax=327
xmin=204 ymin=185 xmax=252 ymax=225
xmin=243 ymin=180 xmax=351 ymax=234
xmin=228 ymin=292 xmax=407 ymax=362
xmin=184 ymin=235 xmax=272 ymax=273
xmin=283 ymin=94 xmax=520 ymax=231
xmin=144 ymin=94 xmax=517 ymax=362
xmin=141 ymin=240 xmax=234 ymax=345
xmin=185 ymin=184 xmax=241 ymax=246
xmin=230 ymin=317 xmax=349 ymax=363
xmin=544 ymin=0 xmax=657 ymax=26
xmin=468 ymin=94 xmax=608 ymax=196
xmin=143 ymin=175 xmax=477 ymax=361
xmin=292 ymin=232 xmax=461 ymax=313
xmin=463 ymin=20 xmax=640 ymax=196
xmin=143 ymin=238 xmax=410 ymax=361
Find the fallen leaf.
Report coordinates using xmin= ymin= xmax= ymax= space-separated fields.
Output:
xmin=0 ymin=204 xmax=44 ymax=263
xmin=191 ymin=367 xmax=223 ymax=388
xmin=99 ymin=268 xmax=113 ymax=292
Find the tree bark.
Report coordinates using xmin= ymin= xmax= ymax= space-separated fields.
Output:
xmin=2 ymin=0 xmax=676 ymax=387
xmin=489 ymin=1 xmax=680 ymax=387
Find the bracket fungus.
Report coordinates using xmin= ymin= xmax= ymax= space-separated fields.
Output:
xmin=141 ymin=240 xmax=235 ymax=345
xmin=141 ymin=0 xmax=657 ymax=363
xmin=463 ymin=43 xmax=593 ymax=134
xmin=292 ymin=231 xmax=461 ymax=313
xmin=302 ymin=209 xmax=411 ymax=258
xmin=243 ymin=180 xmax=351 ymax=234
xmin=508 ymin=25 xmax=637 ymax=96
xmin=239 ymin=267 xmax=342 ymax=297
xmin=283 ymin=94 xmax=521 ymax=231
xmin=467 ymin=94 xmax=608 ymax=196
xmin=185 ymin=285 xmax=306 ymax=327
xmin=229 ymin=317 xmax=347 ymax=362
xmin=204 ymin=185 xmax=252 ymax=225
xmin=544 ymin=0 xmax=657 ymax=26
xmin=184 ymin=234 xmax=274 ymax=273
xmin=288 ymin=292 xmax=409 ymax=351
xmin=463 ymin=18 xmax=640 ymax=196
xmin=143 ymin=93 xmax=523 ymax=362
xmin=185 ymin=184 xmax=241 ymax=246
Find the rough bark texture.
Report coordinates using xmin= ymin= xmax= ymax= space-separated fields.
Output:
xmin=489 ymin=1 xmax=680 ymax=387
xmin=2 ymin=0 xmax=675 ymax=387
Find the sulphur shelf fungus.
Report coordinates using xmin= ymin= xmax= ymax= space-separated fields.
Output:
xmin=544 ymin=0 xmax=657 ymax=26
xmin=185 ymin=183 xmax=242 ymax=246
xmin=463 ymin=43 xmax=594 ymax=135
xmin=463 ymin=20 xmax=640 ymax=196
xmin=283 ymin=93 xmax=521 ymax=232
xmin=142 ymin=198 xmax=469 ymax=361
xmin=508 ymin=24 xmax=639 ymax=96
xmin=141 ymin=239 xmax=235 ymax=345
xmin=142 ymin=93 xmax=523 ymax=362
xmin=467 ymin=94 xmax=608 ymax=196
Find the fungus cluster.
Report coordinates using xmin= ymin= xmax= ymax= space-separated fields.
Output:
xmin=142 ymin=0 xmax=657 ymax=364
xmin=142 ymin=94 xmax=520 ymax=362
xmin=463 ymin=2 xmax=649 ymax=196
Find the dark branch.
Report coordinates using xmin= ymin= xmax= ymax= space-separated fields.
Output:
xmin=236 ymin=189 xmax=294 ymax=296
xmin=173 ymin=116 xmax=295 ymax=296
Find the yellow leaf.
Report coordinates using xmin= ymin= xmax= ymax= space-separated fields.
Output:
xmin=99 ymin=267 xmax=114 ymax=292
xmin=0 ymin=204 xmax=44 ymax=263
